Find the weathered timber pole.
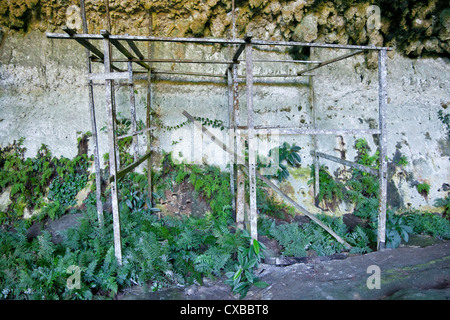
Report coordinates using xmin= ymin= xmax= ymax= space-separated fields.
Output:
xmin=80 ymin=0 xmax=104 ymax=227
xmin=377 ymin=49 xmax=388 ymax=251
xmin=245 ymin=35 xmax=258 ymax=241
xmin=101 ymin=29 xmax=122 ymax=265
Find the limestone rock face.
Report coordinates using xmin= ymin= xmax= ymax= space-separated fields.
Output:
xmin=439 ymin=8 xmax=450 ymax=41
xmin=0 ymin=0 xmax=448 ymax=57
xmin=292 ymin=13 xmax=318 ymax=42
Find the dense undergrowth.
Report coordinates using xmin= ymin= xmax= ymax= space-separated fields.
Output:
xmin=0 ymin=137 xmax=449 ymax=300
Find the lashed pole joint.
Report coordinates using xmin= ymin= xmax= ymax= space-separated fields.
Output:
xmin=226 ymin=33 xmax=252 ymax=74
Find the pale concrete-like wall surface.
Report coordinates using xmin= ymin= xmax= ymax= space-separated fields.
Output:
xmin=0 ymin=0 xmax=449 ymax=215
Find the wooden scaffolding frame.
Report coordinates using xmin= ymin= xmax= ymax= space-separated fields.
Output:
xmin=46 ymin=2 xmax=392 ymax=265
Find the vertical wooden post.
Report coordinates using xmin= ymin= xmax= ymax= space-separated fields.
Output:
xmin=310 ymin=70 xmax=320 ymax=204
xmin=234 ymin=64 xmax=245 ymax=230
xmin=227 ymin=69 xmax=236 ymax=217
xmin=101 ymin=29 xmax=122 ymax=265
xmin=127 ymin=58 xmax=139 ymax=161
xmin=146 ymin=11 xmax=153 ymax=206
xmin=111 ymin=81 xmax=120 ymax=170
xmin=245 ymin=36 xmax=257 ymax=241
xmin=103 ymin=0 xmax=120 ymax=171
xmin=80 ymin=0 xmax=104 ymax=227
xmin=377 ymin=49 xmax=388 ymax=251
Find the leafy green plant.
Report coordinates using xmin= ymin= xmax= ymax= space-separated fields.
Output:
xmin=152 ymin=115 xmax=225 ymax=133
xmin=308 ymin=165 xmax=345 ymax=211
xmin=267 ymin=215 xmax=352 ymax=257
xmin=39 ymin=201 xmax=64 ymax=221
xmin=0 ymin=141 xmax=53 ymax=211
xmin=48 ymin=173 xmax=87 ymax=209
xmin=396 ymin=155 xmax=408 ymax=167
xmin=154 ymin=152 xmax=233 ymax=222
xmin=416 ymin=183 xmax=430 ymax=197
xmin=258 ymin=142 xmax=301 ymax=182
xmin=0 ymin=189 xmax=255 ymax=300
xmin=225 ymin=238 xmax=268 ymax=299
xmin=404 ymin=211 xmax=450 ymax=239
xmin=354 ymin=138 xmax=379 ymax=169
xmin=437 ymin=109 xmax=449 ymax=139
xmin=346 ymin=139 xmax=380 ymax=221
xmin=345 ymin=225 xmax=373 ymax=254
xmin=122 ymin=189 xmax=160 ymax=214
xmin=269 ymin=222 xmax=308 ymax=257
xmin=0 ymin=139 xmax=92 ymax=222
xmin=302 ymin=215 xmax=348 ymax=256
xmin=386 ymin=213 xmax=413 ymax=248
xmin=434 ymin=196 xmax=450 ymax=216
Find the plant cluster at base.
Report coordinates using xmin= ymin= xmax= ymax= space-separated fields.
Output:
xmin=1 ymin=138 xmax=449 ymax=300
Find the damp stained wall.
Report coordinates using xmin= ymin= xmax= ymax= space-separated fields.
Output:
xmin=0 ymin=0 xmax=449 ymax=215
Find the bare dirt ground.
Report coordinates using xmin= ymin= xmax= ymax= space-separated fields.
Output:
xmin=118 ymin=238 xmax=450 ymax=300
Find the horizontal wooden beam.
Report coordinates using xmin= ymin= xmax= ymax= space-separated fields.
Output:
xmin=47 ymin=32 xmax=246 ymax=45
xmin=108 ymin=58 xmax=237 ymax=65
xmin=251 ymin=39 xmax=393 ymax=51
xmin=236 ymin=127 xmax=381 ymax=135
xmin=241 ymin=58 xmax=322 ymax=64
xmin=151 ymin=69 xmax=226 ymax=78
xmin=47 ymin=32 xmax=393 ymax=51
xmin=87 ymin=72 xmax=128 ymax=81
xmin=116 ymin=126 xmax=156 ymax=140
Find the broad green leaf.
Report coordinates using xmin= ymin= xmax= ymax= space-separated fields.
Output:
xmin=253 ymin=281 xmax=269 ymax=288
xmin=233 ymin=267 xmax=242 ymax=281
xmin=233 ymin=281 xmax=248 ymax=294
xmin=252 ymin=239 xmax=260 ymax=255
xmin=245 ymin=270 xmax=254 ymax=283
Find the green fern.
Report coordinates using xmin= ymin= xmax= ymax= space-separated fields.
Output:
xmin=434 ymin=196 xmax=450 ymax=216
xmin=417 ymin=183 xmax=430 ymax=197
xmin=308 ymin=165 xmax=345 ymax=211
xmin=270 ymin=223 xmax=308 ymax=257
xmin=346 ymin=226 xmax=373 ymax=254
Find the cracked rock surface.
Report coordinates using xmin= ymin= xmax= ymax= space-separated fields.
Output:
xmin=118 ymin=241 xmax=450 ymax=300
